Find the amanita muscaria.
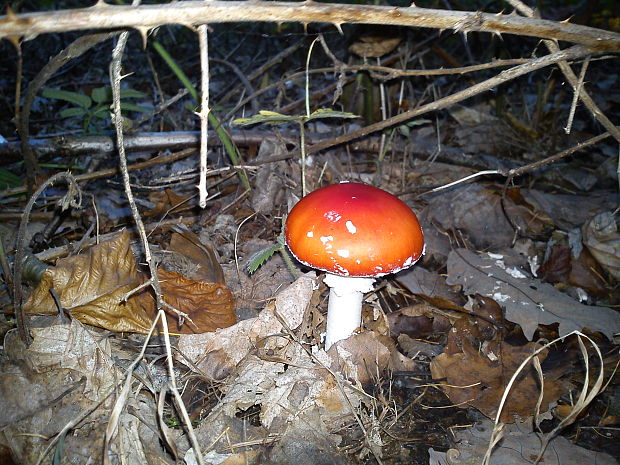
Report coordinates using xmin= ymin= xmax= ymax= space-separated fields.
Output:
xmin=284 ymin=182 xmax=424 ymax=348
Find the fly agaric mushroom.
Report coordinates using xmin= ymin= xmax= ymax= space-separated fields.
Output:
xmin=284 ymin=182 xmax=424 ymax=348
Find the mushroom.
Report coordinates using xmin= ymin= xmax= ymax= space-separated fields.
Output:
xmin=284 ymin=182 xmax=424 ymax=348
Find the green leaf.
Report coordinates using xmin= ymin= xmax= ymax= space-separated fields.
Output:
xmin=91 ymin=87 xmax=146 ymax=104
xmin=59 ymin=107 xmax=87 ymax=118
xmin=232 ymin=110 xmax=299 ymax=126
xmin=307 ymin=108 xmax=359 ymax=121
xmin=91 ymin=87 xmax=111 ymax=104
xmin=91 ymin=105 xmax=110 ymax=119
xmin=405 ymin=118 xmax=431 ymax=127
xmin=120 ymin=102 xmax=151 ymax=113
xmin=120 ymin=88 xmax=147 ymax=100
xmin=0 ymin=168 xmax=22 ymax=189
xmin=42 ymin=88 xmax=91 ymax=109
xmin=246 ymin=242 xmax=283 ymax=274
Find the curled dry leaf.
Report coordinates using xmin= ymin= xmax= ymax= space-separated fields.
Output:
xmin=146 ymin=188 xmax=191 ymax=217
xmin=583 ymin=211 xmax=620 ymax=280
xmin=168 ymin=225 xmax=225 ymax=284
xmin=177 ymin=272 xmax=316 ymax=380
xmin=147 ymin=268 xmax=235 ymax=334
xmin=328 ymin=332 xmax=416 ymax=386
xmin=24 ymin=229 xmax=236 ymax=334
xmin=539 ymin=243 xmax=607 ymax=296
xmin=24 ymin=229 xmax=151 ymax=333
xmin=349 ymin=35 xmax=402 ymax=58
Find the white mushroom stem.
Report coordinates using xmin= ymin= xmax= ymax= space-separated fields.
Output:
xmin=323 ymin=274 xmax=375 ymax=349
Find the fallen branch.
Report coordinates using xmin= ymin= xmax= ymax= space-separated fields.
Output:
xmin=2 ymin=1 xmax=619 ymax=52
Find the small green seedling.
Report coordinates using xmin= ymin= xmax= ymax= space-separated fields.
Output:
xmin=234 ymin=37 xmax=359 ymax=197
xmin=232 ymin=108 xmax=358 ymax=197
xmin=42 ymin=86 xmax=150 ymax=133
xmin=245 ymin=217 xmax=299 ymax=278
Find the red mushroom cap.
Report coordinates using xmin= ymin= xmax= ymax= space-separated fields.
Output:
xmin=285 ymin=182 xmax=424 ymax=277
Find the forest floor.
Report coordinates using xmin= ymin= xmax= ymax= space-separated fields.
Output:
xmin=0 ymin=2 xmax=619 ymax=464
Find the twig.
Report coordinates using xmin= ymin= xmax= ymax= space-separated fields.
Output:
xmin=198 ymin=24 xmax=210 ymax=207
xmin=224 ymin=58 xmax=534 ymax=120
xmin=13 ymin=172 xmax=82 ymax=344
xmin=219 ymin=37 xmax=306 ymax=105
xmin=506 ymin=0 xmax=620 ymax=192
xmin=564 ymin=56 xmax=589 ymax=134
xmin=305 ymin=45 xmax=593 ymax=155
xmin=211 ymin=58 xmax=258 ymax=113
xmin=0 ymin=147 xmax=197 ymax=198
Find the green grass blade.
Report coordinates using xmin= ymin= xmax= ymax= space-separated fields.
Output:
xmin=152 ymin=41 xmax=198 ymax=102
xmin=153 ymin=41 xmax=249 ymax=190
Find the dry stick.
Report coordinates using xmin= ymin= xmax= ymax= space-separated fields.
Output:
xmin=505 ymin=131 xmax=611 ymax=179
xmin=211 ymin=58 xmax=258 ymax=114
xmin=12 ymin=172 xmax=82 ymax=344
xmin=506 ymin=0 xmax=620 ymax=194
xmin=1 ymin=147 xmax=198 ymax=198
xmin=507 ymin=0 xmax=620 ymax=142
xmin=224 ymin=57 xmax=530 ymax=120
xmin=218 ymin=37 xmax=307 ymax=106
xmin=305 ymin=45 xmax=593 ymax=156
xmin=2 ymin=2 xmax=620 ymax=52
xmin=198 ymin=24 xmax=210 ymax=207
xmin=564 ymin=56 xmax=589 ymax=135
xmin=18 ymin=32 xmax=119 ymax=190
xmin=107 ymin=28 xmax=205 ymax=465
xmin=419 ymin=131 xmax=611 ymax=196
xmin=133 ymin=87 xmax=189 ymax=127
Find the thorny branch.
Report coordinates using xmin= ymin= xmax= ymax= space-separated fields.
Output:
xmin=505 ymin=0 xmax=620 ymax=186
xmin=1 ymin=1 xmax=620 ymax=52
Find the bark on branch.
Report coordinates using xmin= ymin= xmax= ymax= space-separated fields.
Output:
xmin=1 ymin=1 xmax=619 ymax=52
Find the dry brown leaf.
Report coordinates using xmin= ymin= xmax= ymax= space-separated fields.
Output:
xmin=329 ymin=332 xmax=416 ymax=386
xmin=147 ymin=188 xmax=190 ymax=217
xmin=167 ymin=226 xmax=225 ymax=284
xmin=446 ymin=249 xmax=620 ymax=340
xmin=583 ymin=211 xmax=620 ymax=279
xmin=24 ymin=229 xmax=236 ymax=334
xmin=540 ymin=243 xmax=607 ymax=295
xmin=23 ymin=229 xmax=153 ymax=333
xmin=430 ymin=338 xmax=567 ymax=422
xmin=177 ymin=273 xmax=316 ymax=379
xmin=424 ymin=184 xmax=552 ymax=250
xmin=146 ymin=268 xmax=236 ymax=334
xmin=349 ymin=36 xmax=402 ymax=58
xmin=451 ymin=418 xmax=617 ymax=465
